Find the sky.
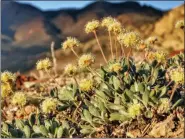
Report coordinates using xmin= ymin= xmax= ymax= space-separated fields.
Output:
xmin=18 ymin=1 xmax=184 ymax=11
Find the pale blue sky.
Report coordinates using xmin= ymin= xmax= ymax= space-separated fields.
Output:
xmin=18 ymin=1 xmax=184 ymax=11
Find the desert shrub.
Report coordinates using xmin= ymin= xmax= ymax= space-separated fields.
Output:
xmin=1 ymin=18 xmax=184 ymax=138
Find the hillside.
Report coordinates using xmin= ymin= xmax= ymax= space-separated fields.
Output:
xmin=1 ymin=1 xmax=184 ymax=73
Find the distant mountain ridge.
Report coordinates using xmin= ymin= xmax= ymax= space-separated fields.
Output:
xmin=1 ymin=1 xmax=184 ymax=73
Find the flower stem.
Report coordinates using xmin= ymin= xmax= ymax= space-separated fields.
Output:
xmin=108 ymin=31 xmax=114 ymax=59
xmin=169 ymin=84 xmax=178 ymax=103
xmin=71 ymin=48 xmax=79 ymax=58
xmin=93 ymin=31 xmax=108 ymax=63
xmin=114 ymin=37 xmax=118 ymax=59
xmin=120 ymin=44 xmax=125 ymax=58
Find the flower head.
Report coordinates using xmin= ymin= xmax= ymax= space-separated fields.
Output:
xmin=106 ymin=19 xmax=122 ymax=35
xmin=109 ymin=63 xmax=122 ymax=73
xmin=42 ymin=98 xmax=58 ymax=114
xmin=128 ymin=99 xmax=143 ymax=118
xmin=117 ymin=32 xmax=140 ymax=48
xmin=36 ymin=58 xmax=52 ymax=71
xmin=62 ymin=37 xmax=80 ymax=50
xmin=175 ymin=20 xmax=184 ymax=29
xmin=1 ymin=71 xmax=16 ymax=83
xmin=157 ymin=98 xmax=170 ymax=114
xmin=1 ymin=83 xmax=12 ymax=98
xmin=79 ymin=79 xmax=94 ymax=92
xmin=101 ymin=16 xmax=115 ymax=28
xmin=12 ymin=92 xmax=27 ymax=106
xmin=64 ymin=64 xmax=77 ymax=76
xmin=145 ymin=36 xmax=158 ymax=45
xmin=154 ymin=51 xmax=166 ymax=63
xmin=169 ymin=67 xmax=184 ymax=84
xmin=85 ymin=20 xmax=100 ymax=33
xmin=78 ymin=54 xmax=95 ymax=68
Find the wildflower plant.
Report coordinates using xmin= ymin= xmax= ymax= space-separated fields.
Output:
xmin=1 ymin=83 xmax=12 ymax=98
xmin=85 ymin=19 xmax=108 ymax=63
xmin=12 ymin=92 xmax=27 ymax=107
xmin=1 ymin=71 xmax=16 ymax=83
xmin=85 ymin=20 xmax=100 ymax=34
xmin=78 ymin=54 xmax=95 ymax=69
xmin=36 ymin=58 xmax=52 ymax=71
xmin=79 ymin=79 xmax=94 ymax=92
xmin=109 ymin=62 xmax=122 ymax=73
xmin=42 ymin=98 xmax=58 ymax=114
xmin=64 ymin=64 xmax=78 ymax=76
xmin=1 ymin=17 xmax=185 ymax=138
xmin=62 ymin=37 xmax=80 ymax=58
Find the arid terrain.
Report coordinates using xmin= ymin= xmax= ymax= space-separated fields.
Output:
xmin=2 ymin=1 xmax=184 ymax=73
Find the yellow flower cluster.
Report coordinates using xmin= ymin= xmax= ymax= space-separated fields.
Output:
xmin=79 ymin=79 xmax=93 ymax=92
xmin=175 ymin=20 xmax=184 ymax=29
xmin=102 ymin=17 xmax=123 ymax=35
xmin=128 ymin=100 xmax=143 ymax=118
xmin=157 ymin=98 xmax=170 ymax=114
xmin=109 ymin=63 xmax=122 ymax=73
xmin=154 ymin=51 xmax=166 ymax=63
xmin=1 ymin=71 xmax=16 ymax=83
xmin=1 ymin=83 xmax=12 ymax=98
xmin=78 ymin=54 xmax=95 ymax=68
xmin=85 ymin=20 xmax=100 ymax=33
xmin=169 ymin=67 xmax=184 ymax=84
xmin=147 ymin=51 xmax=166 ymax=63
xmin=62 ymin=37 xmax=80 ymax=50
xmin=101 ymin=16 xmax=115 ymax=28
xmin=117 ymin=32 xmax=140 ymax=48
xmin=12 ymin=92 xmax=27 ymax=106
xmin=108 ymin=20 xmax=122 ymax=35
xmin=36 ymin=58 xmax=52 ymax=71
xmin=64 ymin=64 xmax=77 ymax=76
xmin=42 ymin=98 xmax=58 ymax=114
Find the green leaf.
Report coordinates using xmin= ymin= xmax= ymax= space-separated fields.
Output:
xmin=58 ymin=87 xmax=74 ymax=101
xmin=50 ymin=121 xmax=59 ymax=134
xmin=142 ymin=90 xmax=149 ymax=106
xmin=62 ymin=120 xmax=70 ymax=130
xmin=138 ymin=83 xmax=145 ymax=93
xmin=89 ymin=105 xmax=100 ymax=117
xmin=107 ymin=103 xmax=125 ymax=111
xmin=69 ymin=128 xmax=76 ymax=136
xmin=159 ymin=86 xmax=167 ymax=97
xmin=23 ymin=125 xmax=31 ymax=138
xmin=39 ymin=125 xmax=48 ymax=136
xmin=114 ymin=95 xmax=121 ymax=104
xmin=172 ymin=99 xmax=184 ymax=109
xmin=112 ymin=76 xmax=121 ymax=90
xmin=109 ymin=113 xmax=130 ymax=122
xmin=95 ymin=90 xmax=108 ymax=100
xmin=29 ymin=113 xmax=36 ymax=126
xmin=134 ymin=82 xmax=139 ymax=92
xmin=31 ymin=133 xmax=42 ymax=138
xmin=144 ymin=110 xmax=153 ymax=118
xmin=2 ymin=123 xmax=8 ymax=133
xmin=125 ymin=89 xmax=134 ymax=100
xmin=44 ymin=120 xmax=51 ymax=131
xmin=83 ymin=109 xmax=93 ymax=124
xmin=9 ymin=128 xmax=18 ymax=138
xmin=33 ymin=125 xmax=40 ymax=133
xmin=57 ymin=126 xmax=63 ymax=138
xmin=80 ymin=125 xmax=95 ymax=135
xmin=15 ymin=119 xmax=24 ymax=130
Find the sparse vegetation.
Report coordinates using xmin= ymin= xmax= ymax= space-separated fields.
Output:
xmin=1 ymin=18 xmax=184 ymax=138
